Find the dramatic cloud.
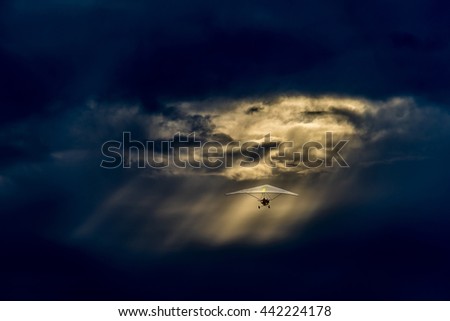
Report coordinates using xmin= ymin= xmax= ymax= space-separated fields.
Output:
xmin=2 ymin=0 xmax=450 ymax=125
xmin=2 ymin=0 xmax=450 ymax=300
xmin=2 ymin=95 xmax=448 ymax=253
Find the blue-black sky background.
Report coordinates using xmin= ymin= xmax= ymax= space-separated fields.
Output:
xmin=1 ymin=0 xmax=450 ymax=300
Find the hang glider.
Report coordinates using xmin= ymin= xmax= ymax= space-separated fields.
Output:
xmin=226 ymin=184 xmax=298 ymax=209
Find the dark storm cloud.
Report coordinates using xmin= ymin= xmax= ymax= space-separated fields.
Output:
xmin=2 ymin=0 xmax=450 ymax=125
xmin=158 ymin=105 xmax=216 ymax=138
xmin=2 ymin=0 xmax=450 ymax=300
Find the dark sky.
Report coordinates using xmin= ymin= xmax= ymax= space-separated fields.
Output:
xmin=1 ymin=0 xmax=450 ymax=300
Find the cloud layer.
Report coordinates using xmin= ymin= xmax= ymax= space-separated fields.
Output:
xmin=2 ymin=0 xmax=450 ymax=299
xmin=2 ymin=0 xmax=450 ymax=125
xmin=2 ymin=95 xmax=448 ymax=252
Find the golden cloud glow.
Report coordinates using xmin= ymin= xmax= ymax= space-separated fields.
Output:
xmin=74 ymin=95 xmax=448 ymax=251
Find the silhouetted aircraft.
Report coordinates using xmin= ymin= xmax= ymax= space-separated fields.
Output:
xmin=226 ymin=184 xmax=298 ymax=209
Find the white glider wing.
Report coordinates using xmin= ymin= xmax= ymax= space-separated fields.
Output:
xmin=226 ymin=184 xmax=298 ymax=197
